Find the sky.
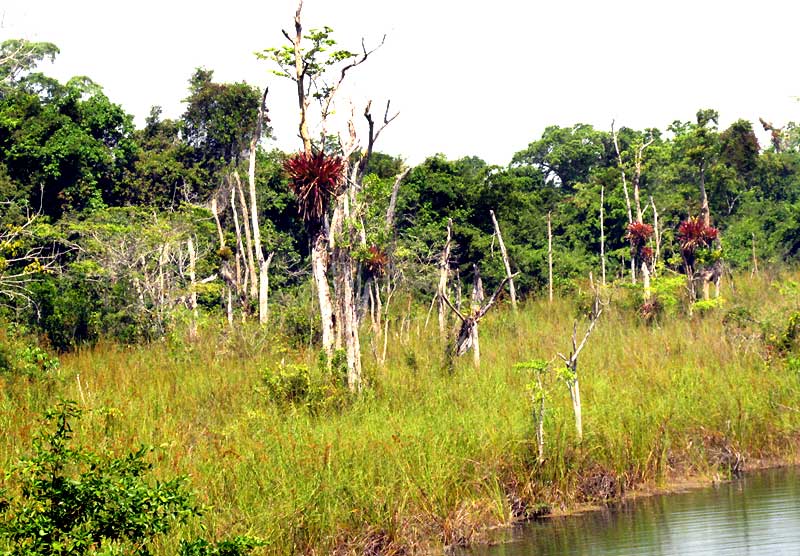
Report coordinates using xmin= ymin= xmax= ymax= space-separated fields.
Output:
xmin=3 ymin=0 xmax=800 ymax=165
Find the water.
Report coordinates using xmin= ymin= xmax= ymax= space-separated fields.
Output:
xmin=471 ymin=467 xmax=800 ymax=556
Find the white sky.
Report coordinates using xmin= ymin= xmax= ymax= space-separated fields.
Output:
xmin=3 ymin=0 xmax=800 ymax=165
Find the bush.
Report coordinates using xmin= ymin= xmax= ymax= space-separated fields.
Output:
xmin=0 ymin=323 xmax=60 ymax=379
xmin=0 ymin=402 xmax=262 ymax=556
xmin=261 ymin=357 xmax=349 ymax=415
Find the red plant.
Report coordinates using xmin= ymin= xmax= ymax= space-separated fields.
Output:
xmin=284 ymin=151 xmax=345 ymax=225
xmin=626 ymin=222 xmax=654 ymax=249
xmin=677 ymin=217 xmax=718 ymax=256
xmin=640 ymin=246 xmax=654 ymax=265
xmin=363 ymin=245 xmax=388 ymax=276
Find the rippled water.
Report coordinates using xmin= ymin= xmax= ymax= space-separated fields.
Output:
xmin=471 ymin=467 xmax=800 ymax=556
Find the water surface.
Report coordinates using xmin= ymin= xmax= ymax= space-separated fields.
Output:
xmin=472 ymin=467 xmax=800 ymax=556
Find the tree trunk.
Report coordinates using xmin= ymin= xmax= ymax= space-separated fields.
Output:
xmin=642 ymin=260 xmax=651 ymax=301
xmin=650 ymin=196 xmax=661 ymax=276
xmin=187 ymin=237 xmax=198 ymax=340
xmin=569 ymin=378 xmax=583 ymax=440
xmin=235 ymin=178 xmax=258 ymax=301
xmin=600 ymin=184 xmax=606 ymax=286
xmin=437 ymin=219 xmax=452 ymax=336
xmin=490 ymin=209 xmax=516 ymax=310
xmin=547 ymin=211 xmax=553 ymax=303
xmin=699 ymin=161 xmax=711 ymax=227
xmin=311 ymin=231 xmax=335 ymax=360
xmin=259 ymin=253 xmax=274 ymax=324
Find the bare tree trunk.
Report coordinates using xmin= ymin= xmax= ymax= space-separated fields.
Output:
xmin=751 ymin=233 xmax=759 ymax=277
xmin=600 ymin=183 xmax=606 ymax=286
xmin=568 ymin=379 xmax=583 ymax=440
xmin=611 ymin=121 xmax=634 ymax=226
xmin=247 ymin=86 xmax=270 ymax=324
xmin=259 ymin=252 xmax=274 ymax=324
xmin=385 ymin=168 xmax=410 ymax=233
xmin=312 ymin=231 xmax=335 ymax=361
xmin=699 ymin=162 xmax=711 ymax=227
xmin=547 ymin=211 xmax=553 ymax=303
xmin=642 ymin=260 xmax=651 ymax=301
xmin=187 ymin=237 xmax=198 ymax=340
xmin=438 ymin=219 xmax=453 ymax=336
xmin=235 ymin=177 xmax=258 ymax=301
xmin=650 ymin=196 xmax=661 ymax=277
xmin=470 ymin=265 xmax=484 ymax=369
xmin=489 ymin=209 xmax=517 ymax=310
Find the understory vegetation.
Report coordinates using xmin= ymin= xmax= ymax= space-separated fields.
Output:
xmin=2 ymin=270 xmax=800 ymax=555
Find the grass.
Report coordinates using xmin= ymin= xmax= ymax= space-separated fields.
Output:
xmin=2 ymin=269 xmax=800 ymax=554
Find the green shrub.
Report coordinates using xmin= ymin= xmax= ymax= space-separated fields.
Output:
xmin=0 ymin=402 xmax=197 ymax=555
xmin=261 ymin=358 xmax=349 ymax=415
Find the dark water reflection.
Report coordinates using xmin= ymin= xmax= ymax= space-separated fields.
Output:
xmin=471 ymin=467 xmax=800 ymax=556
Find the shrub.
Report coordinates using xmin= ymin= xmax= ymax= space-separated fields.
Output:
xmin=261 ymin=358 xmax=349 ymax=415
xmin=0 ymin=402 xmax=197 ymax=555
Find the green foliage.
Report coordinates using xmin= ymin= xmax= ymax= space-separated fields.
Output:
xmin=260 ymin=360 xmax=349 ymax=415
xmin=178 ymin=536 xmax=265 ymax=556
xmin=691 ymin=296 xmax=726 ymax=314
xmin=0 ymin=323 xmax=59 ymax=379
xmin=0 ymin=402 xmax=198 ymax=555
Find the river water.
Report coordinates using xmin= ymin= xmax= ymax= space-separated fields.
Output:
xmin=470 ymin=467 xmax=800 ymax=556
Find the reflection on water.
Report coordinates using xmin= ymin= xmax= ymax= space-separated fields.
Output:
xmin=472 ymin=467 xmax=800 ymax=556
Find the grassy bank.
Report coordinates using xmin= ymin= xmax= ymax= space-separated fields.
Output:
xmin=2 ymin=270 xmax=800 ymax=554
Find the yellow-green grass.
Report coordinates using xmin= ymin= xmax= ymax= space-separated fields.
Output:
xmin=2 ymin=269 xmax=800 ymax=554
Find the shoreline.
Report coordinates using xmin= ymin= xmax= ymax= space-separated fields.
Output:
xmin=460 ymin=451 xmax=800 ymax=553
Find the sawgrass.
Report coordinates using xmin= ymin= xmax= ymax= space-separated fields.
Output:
xmin=2 ymin=269 xmax=800 ymax=554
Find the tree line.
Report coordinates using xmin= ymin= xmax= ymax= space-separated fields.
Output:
xmin=2 ymin=30 xmax=800 ymax=358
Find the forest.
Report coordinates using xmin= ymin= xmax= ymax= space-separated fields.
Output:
xmin=2 ymin=10 xmax=800 ymax=556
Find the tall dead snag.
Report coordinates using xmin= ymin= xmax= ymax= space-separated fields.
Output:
xmin=441 ymin=271 xmax=516 ymax=369
xmin=547 ymin=212 xmax=553 ymax=303
xmin=187 ymin=236 xmax=198 ymax=340
xmin=600 ymin=184 xmax=606 ymax=286
xmin=557 ymin=285 xmax=603 ymax=441
xmin=248 ymin=87 xmax=272 ymax=325
xmin=438 ymin=219 xmax=453 ymax=336
xmin=210 ymin=197 xmax=235 ymax=325
xmin=489 ymin=209 xmax=517 ymax=310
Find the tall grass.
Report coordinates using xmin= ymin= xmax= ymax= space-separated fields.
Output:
xmin=2 ymin=270 xmax=800 ymax=554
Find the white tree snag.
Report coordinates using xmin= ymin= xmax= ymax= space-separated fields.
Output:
xmin=438 ymin=219 xmax=453 ymax=337
xmin=234 ymin=176 xmax=258 ymax=300
xmin=557 ymin=295 xmax=602 ymax=441
xmin=441 ymin=272 xmax=516 ymax=368
xmin=489 ymin=209 xmax=517 ymax=310
xmin=187 ymin=237 xmax=198 ymax=340
xmin=650 ymin=195 xmax=661 ymax=276
xmin=312 ymin=232 xmax=336 ymax=361
xmin=470 ymin=265 xmax=485 ymax=368
xmin=751 ymin=233 xmax=759 ymax=276
xmin=247 ymin=87 xmax=271 ymax=325
xmin=289 ymin=1 xmax=312 ymax=155
xmin=600 ymin=183 xmax=606 ymax=286
xmin=611 ymin=120 xmax=634 ymax=226
xmin=642 ymin=260 xmax=652 ymax=301
xmin=547 ymin=211 xmax=554 ymax=303
xmin=385 ymin=167 xmax=410 ymax=233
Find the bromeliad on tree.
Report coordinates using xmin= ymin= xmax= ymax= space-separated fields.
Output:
xmin=284 ymin=151 xmax=345 ymax=228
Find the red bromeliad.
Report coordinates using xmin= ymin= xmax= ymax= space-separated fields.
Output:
xmin=626 ymin=222 xmax=654 ymax=249
xmin=677 ymin=217 xmax=718 ymax=257
xmin=284 ymin=152 xmax=345 ymax=225
xmin=363 ymin=245 xmax=388 ymax=277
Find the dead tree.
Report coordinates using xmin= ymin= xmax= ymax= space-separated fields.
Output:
xmin=441 ymin=271 xmax=516 ymax=368
xmin=547 ymin=212 xmax=554 ymax=303
xmin=489 ymin=209 xmax=517 ymax=310
xmin=437 ymin=219 xmax=453 ymax=336
xmin=266 ymin=3 xmax=388 ymax=387
xmin=557 ymin=286 xmax=603 ymax=440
